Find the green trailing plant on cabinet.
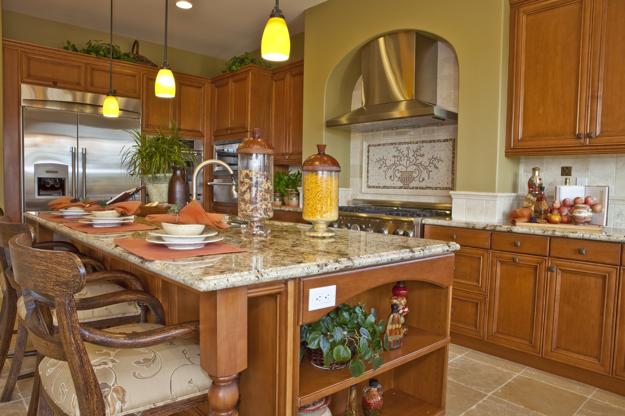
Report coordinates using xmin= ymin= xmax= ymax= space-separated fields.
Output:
xmin=63 ymin=40 xmax=135 ymax=62
xmin=301 ymin=304 xmax=387 ymax=377
xmin=223 ymin=52 xmax=271 ymax=73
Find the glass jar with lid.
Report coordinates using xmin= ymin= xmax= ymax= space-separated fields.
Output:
xmin=302 ymin=144 xmax=340 ymax=237
xmin=237 ymin=128 xmax=274 ymax=235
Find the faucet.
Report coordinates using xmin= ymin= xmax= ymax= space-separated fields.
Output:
xmin=191 ymin=159 xmax=237 ymax=200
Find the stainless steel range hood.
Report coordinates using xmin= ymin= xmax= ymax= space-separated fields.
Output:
xmin=326 ymin=31 xmax=457 ymax=130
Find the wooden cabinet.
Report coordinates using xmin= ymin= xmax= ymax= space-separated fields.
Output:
xmin=142 ymin=72 xmax=175 ymax=133
xmin=507 ymin=0 xmax=625 ymax=155
xmin=454 ymin=247 xmax=490 ymax=293
xmin=176 ymin=74 xmax=209 ymax=138
xmin=210 ymin=65 xmax=272 ymax=140
xmin=20 ymin=49 xmax=86 ymax=90
xmin=86 ymin=63 xmax=141 ymax=98
xmin=615 ymin=268 xmax=625 ymax=379
xmin=271 ymin=61 xmax=304 ymax=165
xmin=544 ymin=259 xmax=618 ymax=373
xmin=451 ymin=289 xmax=486 ymax=339
xmin=487 ymin=252 xmax=547 ymax=355
xmin=423 ymin=225 xmax=491 ymax=249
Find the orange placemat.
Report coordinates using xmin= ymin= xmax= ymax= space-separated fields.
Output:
xmin=114 ymin=237 xmax=245 ymax=261
xmin=65 ymin=222 xmax=157 ymax=234
xmin=39 ymin=212 xmax=83 ymax=224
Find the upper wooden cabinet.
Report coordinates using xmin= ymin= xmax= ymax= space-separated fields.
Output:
xmin=142 ymin=72 xmax=175 ymax=133
xmin=86 ymin=63 xmax=141 ymax=98
xmin=210 ymin=65 xmax=272 ymax=141
xmin=506 ymin=0 xmax=625 ymax=155
xmin=271 ymin=61 xmax=304 ymax=165
xmin=20 ymin=49 xmax=86 ymax=90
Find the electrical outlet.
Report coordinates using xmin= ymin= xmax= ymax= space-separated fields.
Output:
xmin=308 ymin=285 xmax=336 ymax=311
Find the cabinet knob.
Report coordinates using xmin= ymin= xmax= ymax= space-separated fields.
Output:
xmin=452 ymin=233 xmax=457 ymax=240
xmin=512 ymin=256 xmax=520 ymax=264
xmin=586 ymin=131 xmax=596 ymax=139
xmin=576 ymin=133 xmax=584 ymax=140
xmin=578 ymin=247 xmax=587 ymax=256
xmin=514 ymin=240 xmax=522 ymax=248
xmin=548 ymin=266 xmax=556 ymax=273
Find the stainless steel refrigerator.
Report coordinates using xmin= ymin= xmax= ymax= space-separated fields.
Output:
xmin=22 ymin=84 xmax=141 ymax=211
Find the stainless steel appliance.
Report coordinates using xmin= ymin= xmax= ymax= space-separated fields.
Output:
xmin=331 ymin=200 xmax=451 ymax=237
xmin=211 ymin=140 xmax=240 ymax=204
xmin=181 ymin=139 xmax=204 ymax=201
xmin=22 ymin=84 xmax=141 ymax=211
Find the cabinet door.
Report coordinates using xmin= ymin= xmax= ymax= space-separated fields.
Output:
xmin=286 ymin=64 xmax=304 ymax=162
xmin=270 ymin=70 xmax=288 ymax=158
xmin=229 ymin=72 xmax=250 ymax=135
xmin=507 ymin=0 xmax=592 ymax=153
xmin=212 ymin=77 xmax=231 ymax=137
xmin=142 ymin=73 xmax=175 ymax=133
xmin=587 ymin=0 xmax=625 ymax=148
xmin=20 ymin=50 xmax=85 ymax=90
xmin=544 ymin=259 xmax=617 ymax=374
xmin=176 ymin=76 xmax=207 ymax=138
xmin=454 ymin=247 xmax=489 ymax=293
xmin=487 ymin=252 xmax=546 ymax=355
xmin=86 ymin=63 xmax=141 ymax=98
xmin=615 ymin=268 xmax=625 ymax=379
xmin=451 ymin=289 xmax=486 ymax=339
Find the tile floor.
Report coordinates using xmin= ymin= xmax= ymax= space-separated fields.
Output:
xmin=1 ymin=345 xmax=624 ymax=415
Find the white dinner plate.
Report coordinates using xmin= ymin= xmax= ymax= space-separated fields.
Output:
xmin=148 ymin=230 xmax=218 ymax=243
xmin=86 ymin=215 xmax=134 ymax=222
xmin=55 ymin=210 xmax=89 ymax=218
xmin=146 ymin=235 xmax=224 ymax=250
xmin=79 ymin=218 xmax=134 ymax=228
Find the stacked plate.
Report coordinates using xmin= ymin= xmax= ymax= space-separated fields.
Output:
xmin=79 ymin=211 xmax=134 ymax=228
xmin=55 ymin=207 xmax=89 ymax=218
xmin=146 ymin=223 xmax=223 ymax=250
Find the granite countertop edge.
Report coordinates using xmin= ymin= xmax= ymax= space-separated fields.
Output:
xmin=423 ymin=218 xmax=625 ymax=243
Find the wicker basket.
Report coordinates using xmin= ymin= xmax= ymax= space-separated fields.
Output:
xmin=306 ymin=348 xmax=349 ymax=371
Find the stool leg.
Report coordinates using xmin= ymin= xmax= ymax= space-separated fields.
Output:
xmin=0 ymin=322 xmax=27 ymax=402
xmin=27 ymin=355 xmax=42 ymax=416
xmin=0 ymin=281 xmax=17 ymax=376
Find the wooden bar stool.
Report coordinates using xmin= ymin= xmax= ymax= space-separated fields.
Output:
xmin=0 ymin=219 xmax=147 ymax=404
xmin=9 ymin=232 xmax=211 ymax=416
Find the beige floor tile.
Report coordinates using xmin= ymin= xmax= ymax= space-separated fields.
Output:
xmin=493 ymin=375 xmax=586 ymax=416
xmin=0 ymin=399 xmax=27 ymax=416
xmin=463 ymin=350 xmax=527 ymax=373
xmin=449 ymin=351 xmax=460 ymax=361
xmin=16 ymin=377 xmax=33 ymax=400
xmin=464 ymin=396 xmax=543 ymax=416
xmin=521 ymin=367 xmax=596 ymax=397
xmin=577 ymin=399 xmax=625 ymax=416
xmin=449 ymin=343 xmax=470 ymax=356
xmin=448 ymin=356 xmax=516 ymax=394
xmin=445 ymin=379 xmax=486 ymax=416
xmin=592 ymin=389 xmax=625 ymax=410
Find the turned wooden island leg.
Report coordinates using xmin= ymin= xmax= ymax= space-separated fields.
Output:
xmin=200 ymin=287 xmax=248 ymax=416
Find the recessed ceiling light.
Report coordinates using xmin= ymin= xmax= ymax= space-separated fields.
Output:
xmin=176 ymin=0 xmax=192 ymax=9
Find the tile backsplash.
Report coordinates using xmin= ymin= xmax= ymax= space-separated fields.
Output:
xmin=518 ymin=155 xmax=625 ymax=228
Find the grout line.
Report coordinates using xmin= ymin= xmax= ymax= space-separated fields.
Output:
xmin=573 ymin=394 xmax=593 ymax=416
xmin=587 ymin=389 xmax=625 ymax=412
xmin=458 ymin=372 xmax=523 ymax=416
xmin=457 ymin=354 xmax=524 ymax=375
xmin=518 ymin=367 xmax=597 ymax=399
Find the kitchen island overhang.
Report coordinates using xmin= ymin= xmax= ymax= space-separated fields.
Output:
xmin=24 ymin=212 xmax=458 ymax=416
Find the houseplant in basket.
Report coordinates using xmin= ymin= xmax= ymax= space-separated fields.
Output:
xmin=301 ymin=304 xmax=387 ymax=377
xmin=122 ymin=127 xmax=190 ymax=202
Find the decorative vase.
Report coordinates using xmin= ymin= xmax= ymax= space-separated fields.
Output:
xmin=362 ymin=379 xmax=384 ymax=416
xmin=287 ymin=189 xmax=299 ymax=207
xmin=144 ymin=174 xmax=171 ymax=203
xmin=168 ymin=166 xmax=189 ymax=209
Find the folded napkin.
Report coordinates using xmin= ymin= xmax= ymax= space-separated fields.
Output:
xmin=115 ymin=237 xmax=245 ymax=261
xmin=48 ymin=197 xmax=103 ymax=211
xmin=108 ymin=201 xmax=142 ymax=216
xmin=145 ymin=200 xmax=228 ymax=230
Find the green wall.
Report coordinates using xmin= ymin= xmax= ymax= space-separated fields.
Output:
xmin=2 ymin=10 xmax=226 ymax=77
xmin=303 ymin=0 xmax=517 ymax=191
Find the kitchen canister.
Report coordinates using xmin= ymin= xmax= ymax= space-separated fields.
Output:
xmin=302 ymin=144 xmax=340 ymax=238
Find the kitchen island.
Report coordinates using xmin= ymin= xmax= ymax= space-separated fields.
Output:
xmin=25 ymin=212 xmax=458 ymax=415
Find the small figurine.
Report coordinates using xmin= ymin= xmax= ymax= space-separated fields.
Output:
xmin=344 ymin=386 xmax=358 ymax=416
xmin=391 ymin=281 xmax=409 ymax=336
xmin=386 ymin=303 xmax=404 ymax=350
xmin=362 ymin=379 xmax=384 ymax=416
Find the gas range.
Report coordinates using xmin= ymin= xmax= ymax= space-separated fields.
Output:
xmin=331 ymin=200 xmax=451 ymax=237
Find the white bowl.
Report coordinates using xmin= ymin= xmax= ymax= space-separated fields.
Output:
xmin=161 ymin=223 xmax=205 ymax=236
xmin=90 ymin=210 xmax=120 ymax=218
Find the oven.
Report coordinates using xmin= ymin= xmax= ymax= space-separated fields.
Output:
xmin=212 ymin=140 xmax=240 ymax=204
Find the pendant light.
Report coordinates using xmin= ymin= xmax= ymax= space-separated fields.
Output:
xmin=155 ymin=0 xmax=176 ymax=98
xmin=102 ymin=0 xmax=120 ymax=118
xmin=261 ymin=0 xmax=290 ymax=62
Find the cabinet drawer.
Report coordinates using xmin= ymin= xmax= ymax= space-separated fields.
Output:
xmin=550 ymin=238 xmax=621 ymax=265
xmin=424 ymin=225 xmax=491 ymax=249
xmin=21 ymin=51 xmax=85 ymax=89
xmin=454 ymin=247 xmax=490 ymax=293
xmin=451 ymin=289 xmax=486 ymax=339
xmin=492 ymin=232 xmax=549 ymax=256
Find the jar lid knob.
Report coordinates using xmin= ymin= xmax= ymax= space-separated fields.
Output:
xmin=252 ymin=128 xmax=262 ymax=139
xmin=316 ymin=144 xmax=326 ymax=154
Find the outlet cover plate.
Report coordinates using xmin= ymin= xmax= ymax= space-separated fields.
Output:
xmin=308 ymin=285 xmax=337 ymax=311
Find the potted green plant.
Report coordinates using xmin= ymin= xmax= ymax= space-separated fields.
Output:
xmin=301 ymin=304 xmax=387 ymax=377
xmin=274 ymin=171 xmax=302 ymax=207
xmin=121 ymin=127 xmax=190 ymax=202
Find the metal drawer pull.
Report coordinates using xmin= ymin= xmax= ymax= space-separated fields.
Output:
xmin=514 ymin=240 xmax=522 ymax=248
xmin=452 ymin=233 xmax=457 ymax=240
xmin=578 ymin=248 xmax=587 ymax=256
xmin=512 ymin=256 xmax=520 ymax=264
xmin=548 ymin=266 xmax=556 ymax=273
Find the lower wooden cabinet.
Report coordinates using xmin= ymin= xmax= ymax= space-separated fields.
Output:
xmin=544 ymin=259 xmax=618 ymax=374
xmin=454 ymin=247 xmax=490 ymax=293
xmin=487 ymin=252 xmax=546 ymax=355
xmin=615 ymin=268 xmax=625 ymax=379
xmin=451 ymin=289 xmax=486 ymax=339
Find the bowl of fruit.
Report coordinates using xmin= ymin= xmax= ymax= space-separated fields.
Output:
xmin=547 ymin=196 xmax=603 ymax=225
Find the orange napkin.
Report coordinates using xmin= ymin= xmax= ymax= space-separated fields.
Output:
xmin=108 ymin=201 xmax=142 ymax=216
xmin=145 ymin=200 xmax=229 ymax=230
xmin=48 ymin=197 xmax=103 ymax=211
xmin=65 ymin=222 xmax=157 ymax=234
xmin=114 ymin=237 xmax=245 ymax=261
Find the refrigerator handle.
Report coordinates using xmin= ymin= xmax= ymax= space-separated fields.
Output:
xmin=70 ymin=147 xmax=77 ymax=198
xmin=81 ymin=148 xmax=87 ymax=200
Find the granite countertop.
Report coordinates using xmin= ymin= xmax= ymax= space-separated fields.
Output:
xmin=25 ymin=213 xmax=459 ymax=292
xmin=423 ymin=218 xmax=625 ymax=243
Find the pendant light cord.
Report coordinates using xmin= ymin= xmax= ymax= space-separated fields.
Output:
xmin=163 ymin=0 xmax=169 ymax=67
xmin=271 ymin=0 xmax=283 ymax=18
xmin=108 ymin=0 xmax=114 ymax=94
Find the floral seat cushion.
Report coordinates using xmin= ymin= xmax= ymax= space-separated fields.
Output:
xmin=17 ymin=281 xmax=142 ymax=323
xmin=39 ymin=323 xmax=211 ymax=416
